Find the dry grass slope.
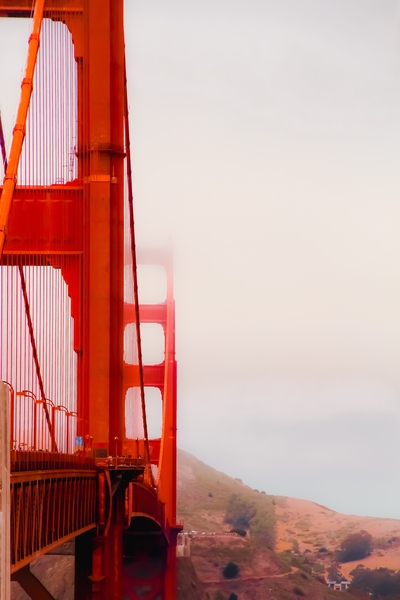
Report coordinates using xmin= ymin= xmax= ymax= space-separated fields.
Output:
xmin=177 ymin=450 xmax=357 ymax=600
xmin=177 ymin=448 xmax=276 ymax=541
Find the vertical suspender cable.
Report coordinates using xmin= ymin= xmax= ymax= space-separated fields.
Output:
xmin=0 ymin=2 xmax=57 ymax=451
xmin=0 ymin=0 xmax=45 ymax=259
xmin=18 ymin=266 xmax=57 ymax=451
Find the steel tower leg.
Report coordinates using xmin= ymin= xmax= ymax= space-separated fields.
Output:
xmin=165 ymin=543 xmax=178 ymax=600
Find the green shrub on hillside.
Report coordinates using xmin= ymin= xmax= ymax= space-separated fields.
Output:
xmin=280 ymin=551 xmax=323 ymax=577
xmin=225 ymin=494 xmax=257 ymax=529
xmin=249 ymin=505 xmax=276 ymax=548
xmin=338 ymin=531 xmax=373 ymax=563
xmin=222 ymin=561 xmax=240 ymax=579
xmin=293 ymin=586 xmax=305 ymax=596
xmin=290 ymin=556 xmax=312 ymax=573
xmin=312 ymin=562 xmax=325 ymax=574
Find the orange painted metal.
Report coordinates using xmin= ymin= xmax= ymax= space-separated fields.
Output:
xmin=0 ymin=1 xmax=180 ymax=597
xmin=10 ymin=470 xmax=97 ymax=573
xmin=11 ymin=451 xmax=94 ymax=472
xmin=0 ymin=183 xmax=83 ymax=254
xmin=123 ymin=249 xmax=181 ymax=599
xmin=0 ymin=0 xmax=45 ymax=257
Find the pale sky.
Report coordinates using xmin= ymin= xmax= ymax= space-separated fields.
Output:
xmin=2 ymin=0 xmax=400 ymax=518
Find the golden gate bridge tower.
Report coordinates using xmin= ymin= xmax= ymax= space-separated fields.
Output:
xmin=0 ymin=1 xmax=180 ymax=598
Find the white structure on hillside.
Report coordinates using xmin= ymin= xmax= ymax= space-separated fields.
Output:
xmin=177 ymin=532 xmax=191 ymax=557
xmin=327 ymin=579 xmax=350 ymax=591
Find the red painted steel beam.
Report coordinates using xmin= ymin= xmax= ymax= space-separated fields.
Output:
xmin=0 ymin=0 xmax=83 ymax=16
xmin=121 ymin=438 xmax=161 ymax=466
xmin=124 ymin=302 xmax=167 ymax=327
xmin=0 ymin=184 xmax=83 ymax=254
xmin=123 ymin=364 xmax=165 ymax=391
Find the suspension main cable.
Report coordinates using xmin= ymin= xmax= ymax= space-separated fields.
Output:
xmin=0 ymin=0 xmax=45 ymax=259
xmin=123 ymin=59 xmax=154 ymax=485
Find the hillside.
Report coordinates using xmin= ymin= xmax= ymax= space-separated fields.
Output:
xmin=274 ymin=495 xmax=400 ymax=579
xmin=177 ymin=448 xmax=276 ymax=540
xmin=177 ymin=449 xmax=357 ymax=600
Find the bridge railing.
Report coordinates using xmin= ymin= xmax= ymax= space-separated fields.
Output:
xmin=11 ymin=450 xmax=95 ymax=472
xmin=3 ymin=382 xmax=94 ymax=472
xmin=129 ymin=482 xmax=164 ymax=528
xmin=1 ymin=380 xmax=97 ymax=573
xmin=11 ymin=469 xmax=97 ymax=572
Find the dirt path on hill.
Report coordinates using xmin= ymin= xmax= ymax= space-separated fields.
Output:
xmin=202 ymin=567 xmax=297 ymax=584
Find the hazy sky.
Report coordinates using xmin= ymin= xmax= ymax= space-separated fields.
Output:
xmin=2 ymin=0 xmax=400 ymax=519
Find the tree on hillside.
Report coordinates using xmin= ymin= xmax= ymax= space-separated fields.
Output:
xmin=327 ymin=563 xmax=342 ymax=581
xmin=225 ymin=494 xmax=256 ymax=530
xmin=248 ymin=502 xmax=276 ymax=548
xmin=349 ymin=565 xmax=366 ymax=579
xmin=222 ymin=562 xmax=240 ymax=579
xmin=350 ymin=567 xmax=400 ymax=599
xmin=338 ymin=531 xmax=373 ymax=563
xmin=292 ymin=539 xmax=300 ymax=555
